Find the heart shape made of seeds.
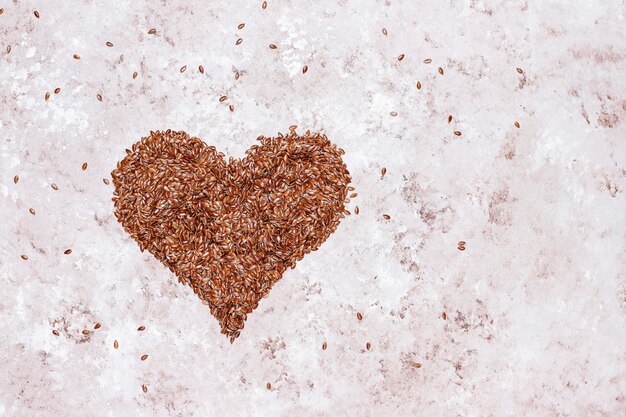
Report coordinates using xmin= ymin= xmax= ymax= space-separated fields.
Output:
xmin=112 ymin=130 xmax=351 ymax=341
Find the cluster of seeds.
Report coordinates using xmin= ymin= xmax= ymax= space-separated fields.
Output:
xmin=111 ymin=130 xmax=351 ymax=341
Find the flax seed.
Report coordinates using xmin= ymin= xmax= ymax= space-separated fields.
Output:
xmin=54 ymin=87 xmax=61 ymax=94
xmin=269 ymin=44 xmax=277 ymax=49
xmin=262 ymin=1 xmax=267 ymax=9
xmin=34 ymin=10 xmax=40 ymax=18
xmin=238 ymin=23 xmax=245 ymax=29
xmin=29 ymin=208 xmax=36 ymax=215
xmin=45 ymin=92 xmax=50 ymax=101
xmin=383 ymin=214 xmax=391 ymax=220
xmin=199 ymin=65 xmax=204 ymax=74
xmin=103 ymin=178 xmax=110 ymax=185
xmin=457 ymin=241 xmax=466 ymax=251
xmin=106 ymin=41 xmax=113 ymax=47
xmin=448 ymin=115 xmax=453 ymax=123
xmin=229 ymin=104 xmax=234 ymax=112
xmin=366 ymin=342 xmax=371 ymax=350
xmin=73 ymin=54 xmax=80 ymax=59
xmin=94 ymin=323 xmax=101 ymax=329
xmin=236 ymin=38 xmax=243 ymax=45
xmin=148 ymin=28 xmax=156 ymax=35
xmin=516 ymin=67 xmax=523 ymax=74
xmin=398 ymin=54 xmax=405 ymax=61
xmin=442 ymin=311 xmax=447 ymax=320
xmin=438 ymin=67 xmax=444 ymax=75
xmin=219 ymin=95 xmax=227 ymax=102
xmin=423 ymin=58 xmax=432 ymax=64
xmin=416 ymin=81 xmax=421 ymax=90
xmin=82 ymin=330 xmax=90 ymax=335
xmin=20 ymin=255 xmax=28 ymax=260
xmin=52 ymin=329 xmax=59 ymax=336
xmin=141 ymin=354 xmax=148 ymax=361
xmin=354 ymin=206 xmax=359 ymax=215
xmin=137 ymin=326 xmax=145 ymax=331
xmin=133 ymin=71 xmax=138 ymax=79
xmin=142 ymin=384 xmax=148 ymax=393
xmin=7 ymin=45 xmax=11 ymax=54
xmin=97 ymin=94 xmax=103 ymax=102
xmin=413 ymin=362 xmax=422 ymax=368
xmin=357 ymin=312 xmax=363 ymax=320
xmin=382 ymin=28 xmax=388 ymax=36
xmin=13 ymin=175 xmax=19 ymax=184
xmin=113 ymin=340 xmax=119 ymax=349
xmin=302 ymin=65 xmax=308 ymax=74
xmin=322 ymin=342 xmax=327 ymax=350
xmin=82 ymin=163 xmax=88 ymax=170
xmin=381 ymin=167 xmax=387 ymax=178
xmin=64 ymin=249 xmax=72 ymax=255
xmin=266 ymin=382 xmax=271 ymax=389
xmin=454 ymin=131 xmax=462 ymax=136
xmin=389 ymin=111 xmax=398 ymax=117
xmin=180 ymin=65 xmax=187 ymax=73
xmin=514 ymin=121 xmax=520 ymax=128
xmin=51 ymin=183 xmax=58 ymax=190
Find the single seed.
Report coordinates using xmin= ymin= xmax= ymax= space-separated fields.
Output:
xmin=137 ymin=325 xmax=145 ymax=331
xmin=516 ymin=67 xmax=523 ymax=74
xmin=142 ymin=384 xmax=148 ymax=393
xmin=322 ymin=341 xmax=327 ymax=350
xmin=13 ymin=175 xmax=19 ymax=184
xmin=198 ymin=65 xmax=204 ymax=74
xmin=423 ymin=58 xmax=432 ymax=64
xmin=381 ymin=167 xmax=387 ymax=178
xmin=141 ymin=354 xmax=148 ymax=361
xmin=113 ymin=340 xmax=119 ymax=349
xmin=344 ymin=210 xmax=351 ymax=216
xmin=97 ymin=94 xmax=103 ymax=102
xmin=366 ymin=342 xmax=371 ymax=350
xmin=34 ymin=10 xmax=40 ymax=18
xmin=457 ymin=241 xmax=466 ymax=251
xmin=398 ymin=54 xmax=405 ymax=61
xmin=0 ymin=8 xmax=4 ymax=15
xmin=94 ymin=323 xmax=101 ymax=329
xmin=7 ymin=45 xmax=11 ymax=54
xmin=438 ymin=67 xmax=444 ymax=75
xmin=52 ymin=330 xmax=59 ymax=336
xmin=219 ymin=95 xmax=228 ymax=102
xmin=148 ymin=28 xmax=156 ymax=35
xmin=54 ymin=87 xmax=61 ymax=94
xmin=389 ymin=111 xmax=398 ymax=117
xmin=103 ymin=178 xmax=110 ymax=185
xmin=514 ymin=121 xmax=520 ymax=128
xmin=302 ymin=65 xmax=308 ymax=74
xmin=106 ymin=41 xmax=113 ymax=47
xmin=73 ymin=54 xmax=80 ymax=59
xmin=382 ymin=28 xmax=388 ymax=36
xmin=51 ymin=183 xmax=58 ymax=190
xmin=416 ymin=81 xmax=421 ymax=90
xmin=180 ymin=65 xmax=187 ymax=73
xmin=266 ymin=382 xmax=271 ymax=390
xmin=235 ymin=38 xmax=243 ymax=45
xmin=357 ymin=312 xmax=363 ymax=320
xmin=82 ymin=330 xmax=90 ymax=335
xmin=383 ymin=214 xmax=391 ymax=220
xmin=269 ymin=44 xmax=277 ymax=49
xmin=21 ymin=255 xmax=28 ymax=260
xmin=350 ymin=193 xmax=357 ymax=198
xmin=133 ymin=71 xmax=138 ymax=79
xmin=354 ymin=206 xmax=359 ymax=215
xmin=414 ymin=363 xmax=422 ymax=368
xmin=229 ymin=104 xmax=234 ymax=112
xmin=29 ymin=208 xmax=35 ymax=215
xmin=238 ymin=23 xmax=245 ymax=29
xmin=442 ymin=311 xmax=447 ymax=320
xmin=262 ymin=1 xmax=267 ymax=9
xmin=64 ymin=249 xmax=72 ymax=255
xmin=448 ymin=115 xmax=453 ymax=123
xmin=235 ymin=72 xmax=240 ymax=80
xmin=454 ymin=131 xmax=462 ymax=136
xmin=82 ymin=162 xmax=88 ymax=170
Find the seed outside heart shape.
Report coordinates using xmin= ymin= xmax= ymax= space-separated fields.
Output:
xmin=111 ymin=129 xmax=351 ymax=342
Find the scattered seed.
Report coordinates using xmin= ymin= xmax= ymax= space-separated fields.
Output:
xmin=383 ymin=214 xmax=391 ymax=220
xmin=94 ymin=323 xmax=101 ymax=329
xmin=354 ymin=206 xmax=359 ymax=215
xmin=0 ymin=8 xmax=4 ymax=15
xmin=137 ymin=326 xmax=145 ymax=331
xmin=516 ymin=67 xmax=523 ymax=74
xmin=322 ymin=341 xmax=327 ymax=350
xmin=262 ymin=1 xmax=267 ymax=9
xmin=266 ymin=382 xmax=271 ymax=389
xmin=442 ymin=311 xmax=447 ymax=320
xmin=423 ymin=58 xmax=432 ymax=64
xmin=366 ymin=342 xmax=371 ymax=350
xmin=413 ymin=362 xmax=422 ymax=368
xmin=113 ymin=340 xmax=119 ymax=349
xmin=142 ymin=384 xmax=148 ymax=393
xmin=20 ymin=255 xmax=28 ymax=260
xmin=82 ymin=162 xmax=88 ymax=170
xmin=52 ymin=330 xmax=59 ymax=336
xmin=438 ymin=67 xmax=444 ymax=75
xmin=229 ymin=104 xmax=234 ymax=112
xmin=416 ymin=81 xmax=421 ymax=90
xmin=97 ymin=94 xmax=103 ymax=102
xmin=29 ymin=208 xmax=35 ymax=215
xmin=34 ymin=10 xmax=40 ymax=18
xmin=148 ymin=28 xmax=156 ymax=35
xmin=350 ymin=193 xmax=357 ymax=198
xmin=106 ymin=41 xmax=113 ymax=47
xmin=7 ymin=45 xmax=11 ymax=53
xmin=82 ymin=330 xmax=90 ymax=335
xmin=54 ymin=87 xmax=61 ymax=94
xmin=198 ymin=65 xmax=204 ymax=74
xmin=389 ymin=111 xmax=398 ymax=117
xmin=458 ymin=241 xmax=466 ymax=251
xmin=269 ymin=44 xmax=277 ymax=49
xmin=448 ymin=115 xmax=453 ymax=123
xmin=382 ymin=28 xmax=388 ymax=36
xmin=141 ymin=354 xmax=148 ymax=361
xmin=302 ymin=65 xmax=308 ymax=74
xmin=514 ymin=121 xmax=520 ymax=128
xmin=73 ymin=54 xmax=80 ymax=60
xmin=454 ymin=131 xmax=462 ymax=137
xmin=381 ymin=167 xmax=387 ymax=178
xmin=398 ymin=54 xmax=405 ymax=61
xmin=180 ymin=65 xmax=187 ymax=73
xmin=13 ymin=175 xmax=19 ymax=184
xmin=344 ymin=210 xmax=351 ymax=216
xmin=219 ymin=95 xmax=228 ymax=102
xmin=235 ymin=72 xmax=240 ymax=80
xmin=51 ymin=183 xmax=58 ymax=190
xmin=238 ymin=23 xmax=245 ymax=29
xmin=133 ymin=71 xmax=138 ymax=79
xmin=235 ymin=38 xmax=243 ymax=45
xmin=103 ymin=178 xmax=110 ymax=185
xmin=44 ymin=91 xmax=50 ymax=101
xmin=64 ymin=249 xmax=72 ymax=255
xmin=357 ymin=312 xmax=363 ymax=320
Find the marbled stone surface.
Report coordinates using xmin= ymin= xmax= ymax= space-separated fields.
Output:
xmin=1 ymin=1 xmax=625 ymax=416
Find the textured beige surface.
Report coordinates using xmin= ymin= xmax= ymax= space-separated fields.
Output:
xmin=1 ymin=1 xmax=625 ymax=416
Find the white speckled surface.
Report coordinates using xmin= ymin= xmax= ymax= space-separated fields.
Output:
xmin=1 ymin=1 xmax=625 ymax=416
